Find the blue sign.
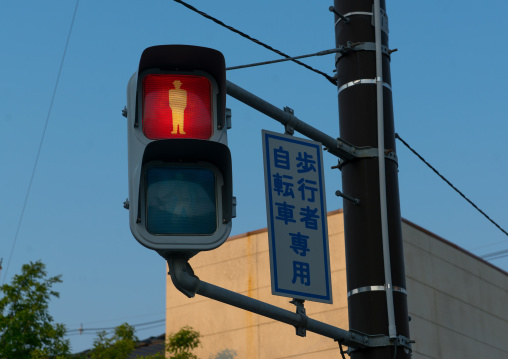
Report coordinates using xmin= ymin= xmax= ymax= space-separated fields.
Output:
xmin=262 ymin=130 xmax=332 ymax=304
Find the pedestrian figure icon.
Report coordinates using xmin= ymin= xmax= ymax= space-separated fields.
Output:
xmin=169 ymin=80 xmax=187 ymax=135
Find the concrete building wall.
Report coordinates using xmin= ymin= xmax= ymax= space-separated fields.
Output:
xmin=166 ymin=210 xmax=508 ymax=358
xmin=402 ymin=220 xmax=508 ymax=358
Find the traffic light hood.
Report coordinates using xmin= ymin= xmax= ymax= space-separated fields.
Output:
xmin=138 ymin=45 xmax=227 ymax=130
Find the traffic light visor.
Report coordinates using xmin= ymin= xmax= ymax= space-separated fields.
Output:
xmin=142 ymin=74 xmax=212 ymax=140
xmin=145 ymin=165 xmax=217 ymax=235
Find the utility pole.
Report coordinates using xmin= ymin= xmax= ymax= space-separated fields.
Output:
xmin=333 ymin=0 xmax=411 ymax=358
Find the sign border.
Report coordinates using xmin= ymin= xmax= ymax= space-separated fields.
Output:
xmin=262 ymin=130 xmax=332 ymax=304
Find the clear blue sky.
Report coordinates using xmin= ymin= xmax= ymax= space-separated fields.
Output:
xmin=1 ymin=0 xmax=507 ymax=353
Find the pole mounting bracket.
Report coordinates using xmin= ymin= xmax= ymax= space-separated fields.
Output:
xmin=290 ymin=298 xmax=307 ymax=337
xmin=345 ymin=331 xmax=414 ymax=354
xmin=335 ymin=41 xmax=391 ymax=66
xmin=283 ymin=107 xmax=295 ymax=135
xmin=326 ymin=143 xmax=398 ymax=167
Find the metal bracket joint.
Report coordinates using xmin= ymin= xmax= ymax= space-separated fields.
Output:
xmin=347 ymin=331 xmax=413 ymax=353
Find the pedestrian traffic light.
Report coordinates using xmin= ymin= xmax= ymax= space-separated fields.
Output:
xmin=126 ymin=45 xmax=234 ymax=259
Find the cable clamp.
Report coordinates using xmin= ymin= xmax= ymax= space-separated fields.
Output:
xmin=283 ymin=107 xmax=295 ymax=135
xmin=346 ymin=331 xmax=413 ymax=354
xmin=326 ymin=144 xmax=398 ymax=167
xmin=337 ymin=78 xmax=392 ymax=95
xmin=290 ymin=299 xmax=307 ymax=337
xmin=335 ymin=41 xmax=390 ymax=65
xmin=335 ymin=11 xmax=373 ymax=26
xmin=351 ymin=147 xmax=398 ymax=164
xmin=334 ymin=9 xmax=389 ymax=34
xmin=347 ymin=284 xmax=407 ymax=298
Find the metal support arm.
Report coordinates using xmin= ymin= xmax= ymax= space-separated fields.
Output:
xmin=226 ymin=80 xmax=397 ymax=164
xmin=227 ymin=81 xmax=351 ymax=161
xmin=167 ymin=256 xmax=412 ymax=353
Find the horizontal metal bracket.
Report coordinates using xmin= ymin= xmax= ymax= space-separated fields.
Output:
xmin=345 ymin=331 xmax=413 ymax=354
xmin=334 ymin=8 xmax=388 ymax=34
xmin=335 ymin=11 xmax=372 ymax=26
xmin=335 ymin=143 xmax=398 ymax=163
xmin=347 ymin=284 xmax=407 ymax=298
xmin=335 ymin=41 xmax=390 ymax=65
xmin=330 ymin=148 xmax=398 ymax=172
xmin=337 ymin=78 xmax=392 ymax=95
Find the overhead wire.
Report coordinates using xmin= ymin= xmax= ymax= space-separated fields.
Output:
xmin=66 ymin=311 xmax=166 ymax=328
xmin=172 ymin=0 xmax=337 ymax=85
xmin=395 ymin=133 xmax=508 ymax=239
xmin=226 ymin=48 xmax=342 ymax=71
xmin=481 ymin=248 xmax=508 ymax=261
xmin=1 ymin=0 xmax=80 ymax=284
xmin=66 ymin=319 xmax=165 ymax=335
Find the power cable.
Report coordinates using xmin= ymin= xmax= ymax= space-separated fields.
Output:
xmin=226 ymin=48 xmax=342 ymax=71
xmin=470 ymin=239 xmax=507 ymax=251
xmin=65 ymin=323 xmax=166 ymax=337
xmin=172 ymin=0 xmax=337 ymax=85
xmin=67 ymin=311 xmax=165 ymax=327
xmin=480 ymin=248 xmax=508 ymax=261
xmin=2 ymin=0 xmax=80 ymax=284
xmin=395 ymin=133 xmax=508 ymax=239
xmin=66 ymin=318 xmax=165 ymax=335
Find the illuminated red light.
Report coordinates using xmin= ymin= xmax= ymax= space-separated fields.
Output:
xmin=142 ymin=74 xmax=212 ymax=140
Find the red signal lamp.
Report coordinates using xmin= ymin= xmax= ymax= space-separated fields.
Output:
xmin=142 ymin=74 xmax=212 ymax=140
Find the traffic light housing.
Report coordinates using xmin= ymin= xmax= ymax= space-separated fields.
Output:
xmin=126 ymin=45 xmax=233 ymax=259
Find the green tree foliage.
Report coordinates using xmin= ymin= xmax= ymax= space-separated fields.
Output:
xmin=86 ymin=324 xmax=201 ymax=359
xmin=89 ymin=322 xmax=137 ymax=359
xmin=209 ymin=348 xmax=237 ymax=359
xmin=0 ymin=260 xmax=70 ymax=358
xmin=166 ymin=326 xmax=201 ymax=359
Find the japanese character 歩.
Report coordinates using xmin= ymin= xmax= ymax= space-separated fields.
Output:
xmin=296 ymin=151 xmax=316 ymax=173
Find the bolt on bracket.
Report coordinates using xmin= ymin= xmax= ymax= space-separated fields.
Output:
xmin=290 ymin=299 xmax=307 ymax=337
xmin=346 ymin=331 xmax=414 ymax=354
xmin=328 ymin=140 xmax=398 ymax=165
xmin=283 ymin=107 xmax=295 ymax=135
xmin=335 ymin=190 xmax=360 ymax=205
xmin=329 ymin=6 xmax=351 ymax=24
xmin=335 ymin=41 xmax=391 ymax=66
